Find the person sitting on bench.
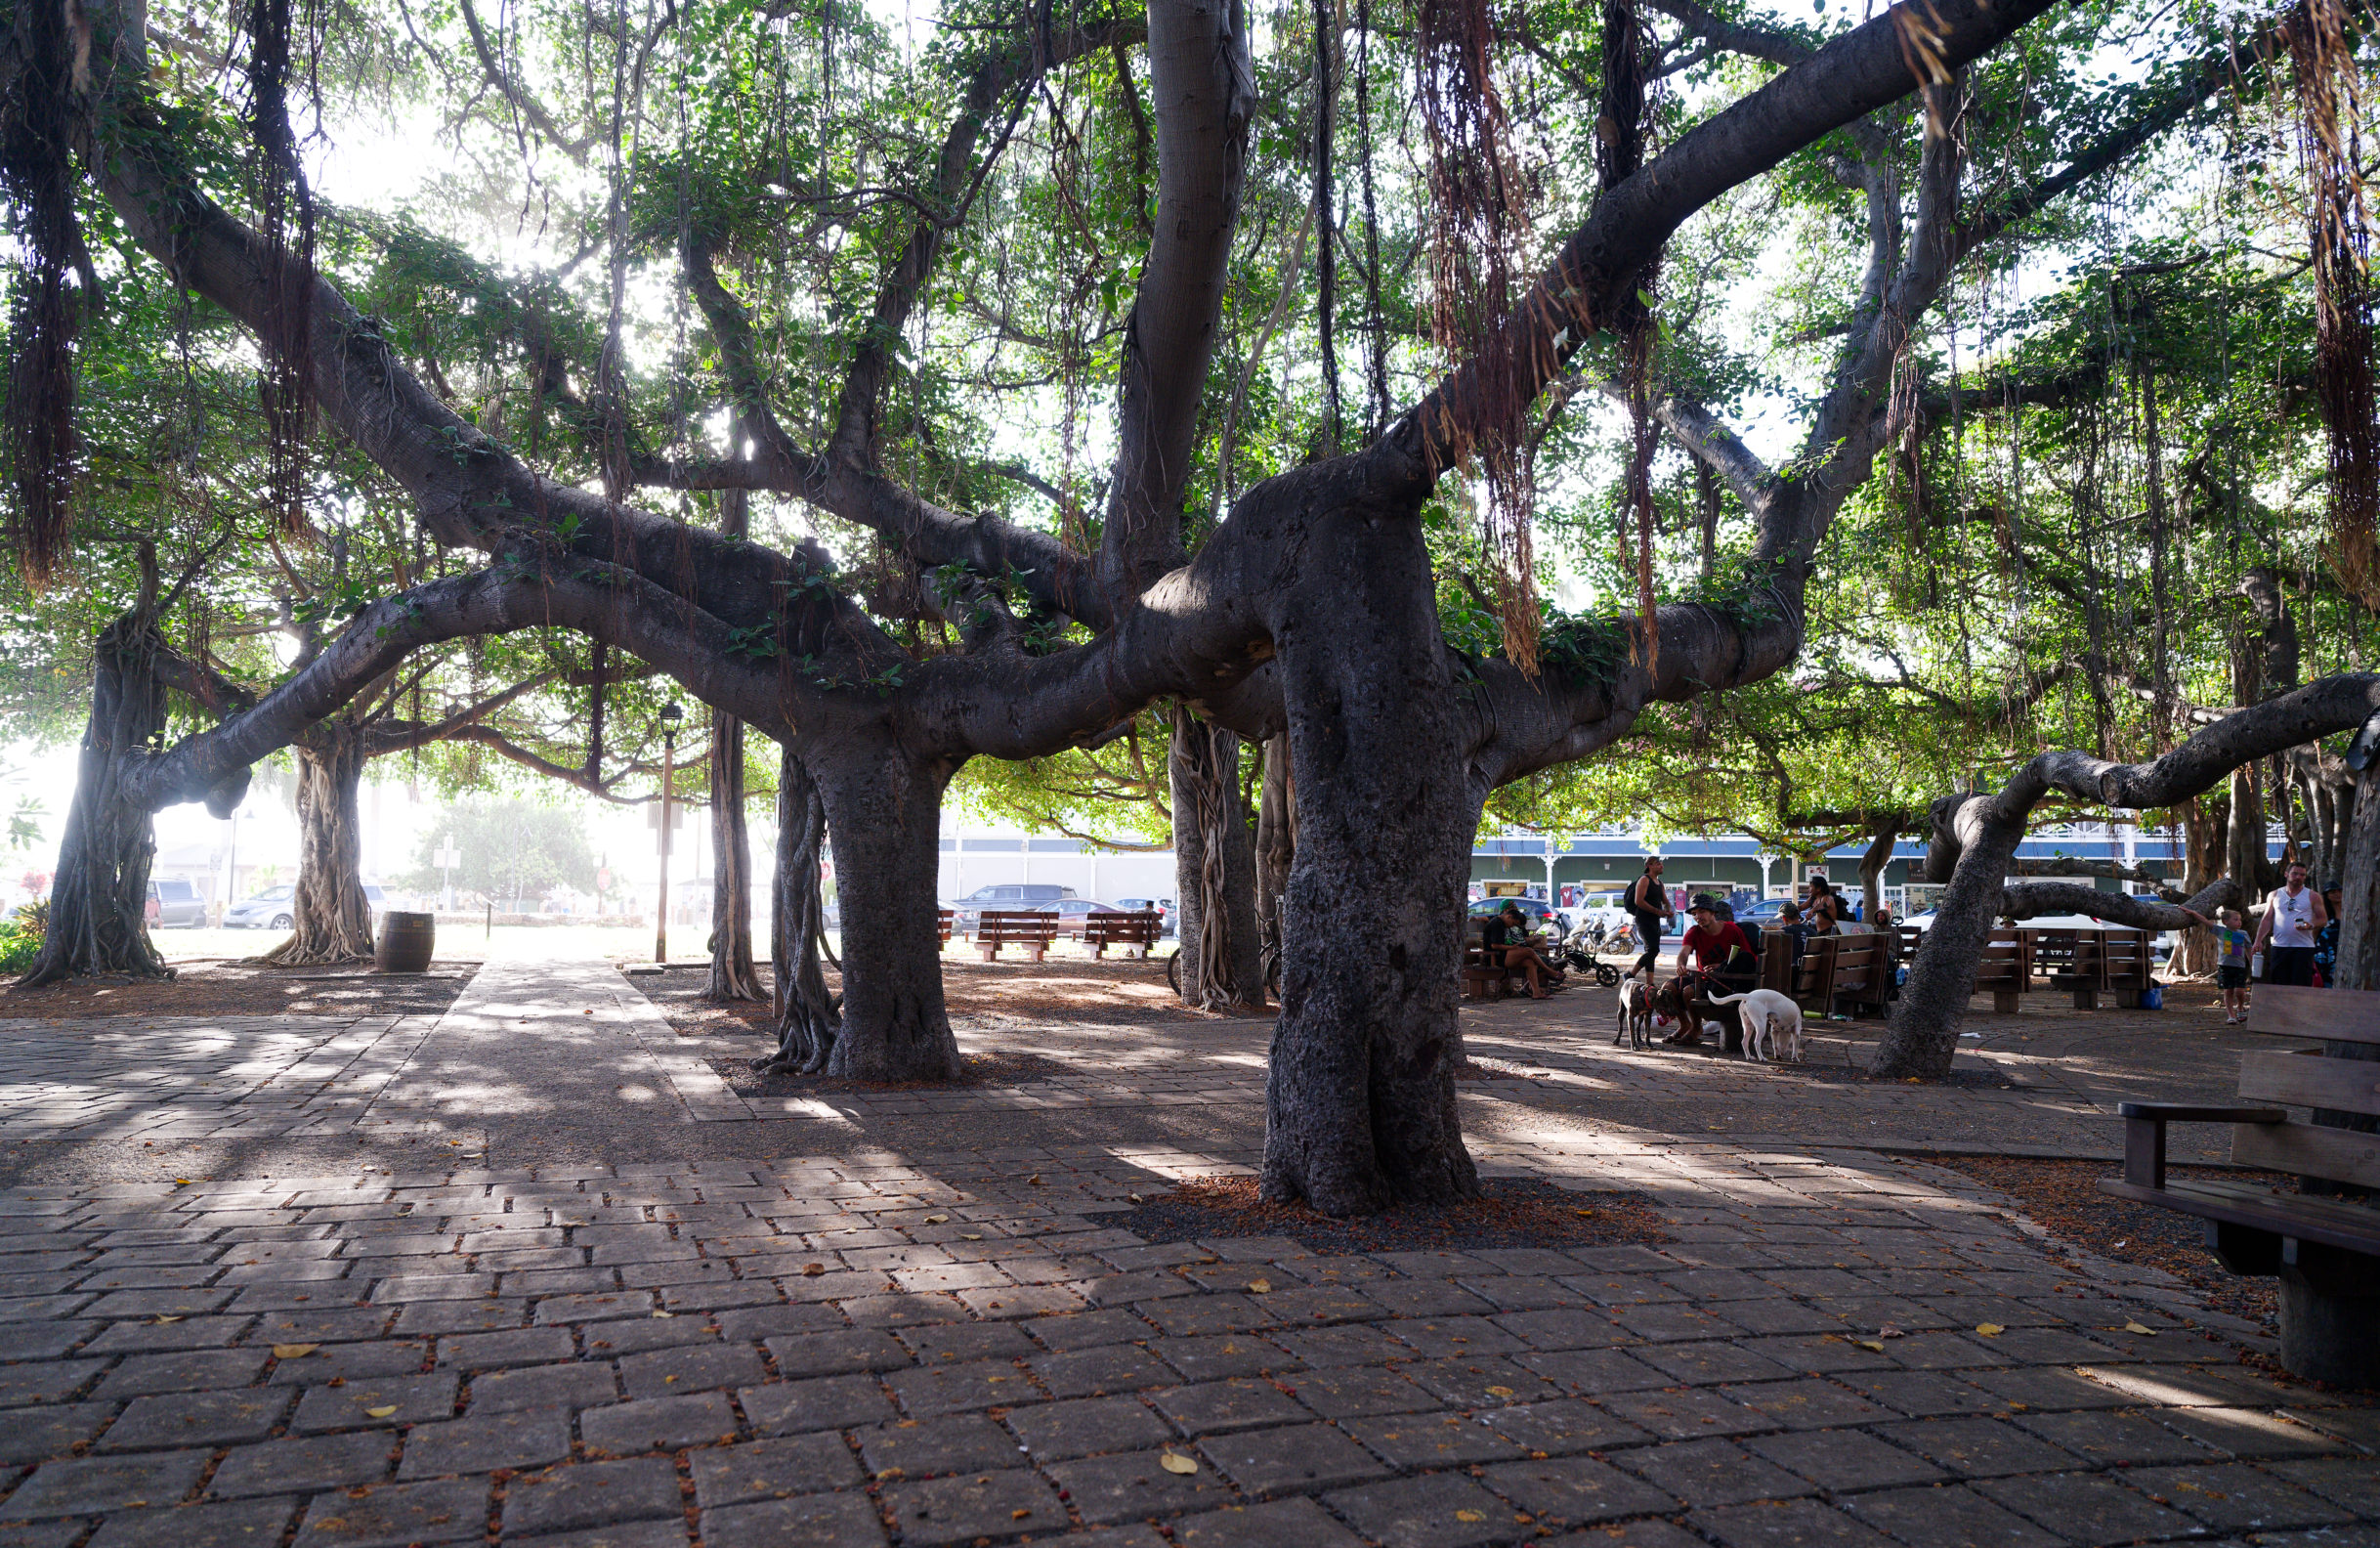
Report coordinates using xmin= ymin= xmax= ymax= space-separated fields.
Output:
xmin=1484 ymin=903 xmax=1563 ymax=1000
xmin=1670 ymin=895 xmax=1756 ymax=1044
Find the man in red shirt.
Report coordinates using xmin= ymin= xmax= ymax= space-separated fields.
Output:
xmin=1670 ymin=896 xmax=1756 ymax=1045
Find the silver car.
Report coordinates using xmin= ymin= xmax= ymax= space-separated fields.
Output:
xmin=226 ymin=883 xmax=386 ymax=928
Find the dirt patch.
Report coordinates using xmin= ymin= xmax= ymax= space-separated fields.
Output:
xmin=1105 ymin=1175 xmax=1672 ymax=1255
xmin=0 ymin=959 xmax=479 ymax=1020
xmin=1925 ymin=1155 xmax=2281 ymax=1332
xmin=631 ymin=952 xmax=1211 ymax=1039
xmin=705 ymin=1050 xmax=1079 ymax=1096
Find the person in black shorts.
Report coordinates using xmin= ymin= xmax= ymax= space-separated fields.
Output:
xmin=1484 ymin=903 xmax=1561 ymax=999
xmin=1626 ymin=857 xmax=1675 ymax=976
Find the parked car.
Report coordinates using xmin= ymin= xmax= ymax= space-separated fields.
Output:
xmin=144 ymin=878 xmax=207 ymax=928
xmin=226 ymin=883 xmax=387 ymax=929
xmin=1114 ymin=896 xmax=1172 ymax=936
xmin=947 ymin=882 xmax=1077 ymax=933
xmin=1735 ymin=898 xmax=1794 ymax=925
xmin=1044 ymin=899 xmax=1127 ymax=939
xmin=1555 ymin=895 xmax=1632 ymax=938
xmin=1468 ymin=896 xmax=1563 ymax=934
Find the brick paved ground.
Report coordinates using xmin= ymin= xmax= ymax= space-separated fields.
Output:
xmin=0 ymin=955 xmax=2365 ymax=1547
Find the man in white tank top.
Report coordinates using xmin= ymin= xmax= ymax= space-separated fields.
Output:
xmin=2252 ymin=862 xmax=2327 ymax=987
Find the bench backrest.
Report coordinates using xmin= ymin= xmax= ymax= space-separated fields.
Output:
xmin=1085 ymin=911 xmax=1161 ymax=945
xmin=1974 ymin=929 xmax=2030 ymax=989
xmin=938 ymin=908 xmax=955 ymax=944
xmin=2101 ymin=928 xmax=2151 ymax=989
xmin=978 ymin=908 xmax=1059 ymax=941
xmin=2239 ymin=984 xmax=2380 ymax=1191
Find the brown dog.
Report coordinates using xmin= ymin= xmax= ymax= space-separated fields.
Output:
xmin=1651 ymin=977 xmax=1705 ymax=1046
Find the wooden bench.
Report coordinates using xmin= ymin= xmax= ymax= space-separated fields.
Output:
xmin=1085 ymin=910 xmax=1162 ymax=959
xmin=938 ymin=908 xmax=954 ymax=947
xmin=2099 ymin=983 xmax=2380 ymax=1388
xmin=1460 ymin=921 xmax=1554 ymax=1000
xmin=1793 ymin=933 xmax=1888 ymax=1018
xmin=1974 ymin=928 xmax=2032 ymax=1013
xmin=974 ymin=908 xmax=1059 ymax=963
xmin=2040 ymin=927 xmax=2154 ymax=1009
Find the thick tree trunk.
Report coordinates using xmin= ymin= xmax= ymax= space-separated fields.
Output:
xmin=804 ymin=732 xmax=961 ymax=1082
xmin=1170 ymin=706 xmax=1264 ymax=1010
xmin=2174 ymin=796 xmax=2226 ymax=976
xmin=766 ymin=742 xmax=841 ymax=1072
xmin=705 ymin=710 xmax=762 ymax=1001
xmin=1255 ymin=732 xmax=1296 ymax=996
xmin=1856 ymin=820 xmax=1896 ymax=920
xmin=23 ymin=617 xmax=179 ymax=985
xmin=1879 ymin=787 xmax=2239 ymax=1078
xmin=1261 ymin=482 xmax=1477 ymax=1215
xmin=1871 ymin=796 xmax=2026 ymax=1079
xmin=259 ymin=724 xmax=375 ymax=967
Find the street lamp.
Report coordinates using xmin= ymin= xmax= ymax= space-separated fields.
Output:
xmin=656 ymin=702 xmax=683 ymax=964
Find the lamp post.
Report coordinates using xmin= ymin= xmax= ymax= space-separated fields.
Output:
xmin=435 ymin=837 xmax=460 ymax=912
xmin=656 ymin=702 xmax=683 ymax=963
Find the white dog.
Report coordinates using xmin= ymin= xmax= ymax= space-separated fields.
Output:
xmin=1615 ymin=969 xmax=1655 ymax=1049
xmin=1704 ymin=988 xmax=1805 ymax=1063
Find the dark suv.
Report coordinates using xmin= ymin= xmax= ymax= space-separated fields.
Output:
xmin=948 ymin=882 xmax=1077 ymax=932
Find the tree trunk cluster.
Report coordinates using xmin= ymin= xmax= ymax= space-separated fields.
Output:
xmin=31 ymin=0 xmax=2123 ymax=1212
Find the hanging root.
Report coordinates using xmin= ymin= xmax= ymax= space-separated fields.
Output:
xmin=0 ymin=0 xmax=96 ymax=586
xmin=2287 ymin=0 xmax=2380 ymax=608
xmin=245 ymin=0 xmax=320 ymax=539
xmin=1418 ymin=0 xmax=1538 ymax=670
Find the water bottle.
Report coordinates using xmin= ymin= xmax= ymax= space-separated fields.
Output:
xmin=2251 ymin=951 xmax=2265 ymax=979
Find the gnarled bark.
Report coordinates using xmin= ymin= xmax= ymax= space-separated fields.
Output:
xmin=804 ymin=730 xmax=962 ymax=1082
xmin=766 ymin=742 xmax=840 ymax=1072
xmin=1255 ymin=731 xmax=1296 ymax=994
xmin=705 ymin=708 xmax=761 ymax=1001
xmin=22 ymin=613 xmax=182 ymax=985
xmin=258 ymin=721 xmax=375 ymax=966
xmin=1170 ymin=706 xmax=1264 ymax=1011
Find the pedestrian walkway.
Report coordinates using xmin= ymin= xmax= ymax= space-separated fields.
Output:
xmin=0 ymin=956 xmax=2365 ymax=1548
xmin=357 ymin=955 xmax=750 ymax=1133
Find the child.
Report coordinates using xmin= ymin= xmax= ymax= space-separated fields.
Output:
xmin=2214 ymin=908 xmax=2252 ymax=1023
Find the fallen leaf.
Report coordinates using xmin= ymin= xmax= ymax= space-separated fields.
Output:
xmin=1487 ymin=1386 xmax=1514 ymax=1398
xmin=1127 ymin=1193 xmax=1144 ymax=1204
xmin=273 ymin=1344 xmax=319 ymax=1359
xmin=173 ymin=1179 xmax=191 ymax=1185
xmin=1456 ymin=1510 xmax=1486 ymax=1523
xmin=1975 ymin=1323 xmax=2004 ymax=1337
xmin=151 ymin=1316 xmax=182 ymax=1325
xmin=2123 ymin=1321 xmax=2157 ymax=1336
xmin=962 ymin=1233 xmax=983 ymax=1241
xmin=1159 ymin=1452 xmax=1198 ymax=1475
xmin=1878 ymin=1325 xmax=1905 ymax=1339
xmin=364 ymin=1406 xmax=399 ymax=1419
xmin=801 ymin=1264 xmax=827 ymax=1276
xmin=1247 ymin=1279 xmax=1271 ymax=1294
xmin=1012 ymin=1509 xmax=1032 ymax=1520
xmin=1028 ymin=1175 xmax=1044 ymax=1186
xmin=1854 ymin=1340 xmax=1887 ymax=1353
xmin=653 ymin=1311 xmax=675 ymax=1319
xmin=924 ymin=1215 xmax=949 ymax=1225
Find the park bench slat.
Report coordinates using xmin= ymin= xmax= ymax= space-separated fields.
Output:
xmin=2248 ymin=983 xmax=2380 ymax=1044
xmin=2238 ymin=1048 xmax=2380 ymax=1119
xmin=2230 ymin=1118 xmax=2380 ymax=1190
xmin=2099 ymin=1178 xmax=2380 ymax=1257
xmin=2102 ymin=983 xmax=2380 ymax=1385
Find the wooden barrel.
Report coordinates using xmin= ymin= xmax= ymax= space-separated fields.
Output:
xmin=376 ymin=912 xmax=436 ymax=974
